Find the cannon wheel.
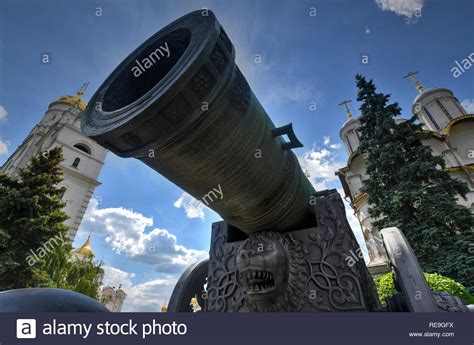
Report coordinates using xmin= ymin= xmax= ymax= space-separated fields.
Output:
xmin=380 ymin=227 xmax=439 ymax=312
xmin=168 ymin=258 xmax=209 ymax=312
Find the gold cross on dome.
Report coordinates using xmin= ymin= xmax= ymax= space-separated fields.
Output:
xmin=339 ymin=99 xmax=353 ymax=119
xmin=403 ymin=71 xmax=424 ymax=93
xmin=77 ymin=82 xmax=90 ymax=98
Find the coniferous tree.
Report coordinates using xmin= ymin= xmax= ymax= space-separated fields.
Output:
xmin=355 ymin=75 xmax=474 ymax=290
xmin=0 ymin=147 xmax=103 ymax=299
xmin=0 ymin=147 xmax=68 ymax=289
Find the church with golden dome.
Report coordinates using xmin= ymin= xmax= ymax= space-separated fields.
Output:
xmin=0 ymin=84 xmax=108 ymax=240
xmin=72 ymin=236 xmax=95 ymax=260
xmin=337 ymin=73 xmax=474 ymax=276
xmin=71 ymin=236 xmax=128 ymax=312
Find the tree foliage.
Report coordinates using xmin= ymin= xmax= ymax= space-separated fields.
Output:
xmin=355 ymin=75 xmax=474 ymax=290
xmin=0 ymin=147 xmax=103 ymax=299
xmin=375 ymin=272 xmax=474 ymax=307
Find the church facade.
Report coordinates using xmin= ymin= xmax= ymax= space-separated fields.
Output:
xmin=337 ymin=79 xmax=474 ymax=275
xmin=0 ymin=87 xmax=107 ymax=240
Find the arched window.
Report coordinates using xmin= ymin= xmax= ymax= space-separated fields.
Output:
xmin=72 ymin=157 xmax=80 ymax=168
xmin=73 ymin=143 xmax=92 ymax=155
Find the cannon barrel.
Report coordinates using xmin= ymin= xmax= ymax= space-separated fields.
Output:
xmin=82 ymin=10 xmax=316 ymax=235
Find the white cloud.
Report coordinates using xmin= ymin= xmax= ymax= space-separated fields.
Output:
xmin=102 ymin=265 xmax=136 ymax=289
xmin=0 ymin=105 xmax=7 ymax=120
xmin=101 ymin=266 xmax=176 ymax=312
xmin=461 ymin=99 xmax=474 ymax=113
xmin=375 ymin=0 xmax=423 ymax=22
xmin=174 ymin=193 xmax=205 ymax=219
xmin=298 ymin=136 xmax=345 ymax=190
xmin=265 ymin=81 xmax=318 ymax=105
xmin=80 ymin=199 xmax=208 ymax=275
xmin=0 ymin=139 xmax=8 ymax=156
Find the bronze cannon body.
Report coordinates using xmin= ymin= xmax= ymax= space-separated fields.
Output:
xmin=82 ymin=10 xmax=315 ymax=235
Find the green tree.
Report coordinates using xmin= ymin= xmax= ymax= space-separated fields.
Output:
xmin=355 ymin=75 xmax=474 ymax=290
xmin=375 ymin=272 xmax=474 ymax=307
xmin=0 ymin=147 xmax=103 ymax=299
xmin=37 ymin=241 xmax=104 ymax=299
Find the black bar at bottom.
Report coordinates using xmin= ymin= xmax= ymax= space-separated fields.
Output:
xmin=1 ymin=312 xmax=472 ymax=345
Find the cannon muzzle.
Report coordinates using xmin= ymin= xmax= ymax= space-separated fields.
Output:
xmin=82 ymin=10 xmax=316 ymax=235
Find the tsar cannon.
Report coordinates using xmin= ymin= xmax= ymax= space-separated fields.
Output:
xmin=1 ymin=10 xmax=468 ymax=313
xmin=80 ymin=10 xmax=381 ymax=312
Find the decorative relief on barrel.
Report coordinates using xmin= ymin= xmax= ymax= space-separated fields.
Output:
xmin=162 ymin=93 xmax=192 ymax=124
xmin=191 ymin=65 xmax=216 ymax=98
xmin=210 ymin=44 xmax=227 ymax=74
xmin=219 ymin=27 xmax=232 ymax=53
xmin=120 ymin=132 xmax=142 ymax=148
xmin=229 ymin=67 xmax=251 ymax=113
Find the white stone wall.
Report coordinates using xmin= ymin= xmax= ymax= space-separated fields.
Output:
xmin=449 ymin=121 xmax=474 ymax=166
xmin=345 ymin=154 xmax=368 ymax=198
xmin=0 ymin=98 xmax=108 ymax=240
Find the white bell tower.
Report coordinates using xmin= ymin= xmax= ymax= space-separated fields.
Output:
xmin=0 ymin=84 xmax=108 ymax=240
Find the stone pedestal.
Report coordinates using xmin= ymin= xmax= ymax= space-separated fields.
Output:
xmin=205 ymin=189 xmax=381 ymax=312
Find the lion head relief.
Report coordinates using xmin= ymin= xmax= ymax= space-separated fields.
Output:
xmin=236 ymin=231 xmax=306 ymax=312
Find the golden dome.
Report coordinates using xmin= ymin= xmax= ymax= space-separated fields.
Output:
xmin=54 ymin=95 xmax=86 ymax=111
xmin=52 ymin=83 xmax=89 ymax=111
xmin=73 ymin=237 xmax=94 ymax=258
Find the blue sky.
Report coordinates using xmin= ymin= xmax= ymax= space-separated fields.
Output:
xmin=1 ymin=0 xmax=473 ymax=311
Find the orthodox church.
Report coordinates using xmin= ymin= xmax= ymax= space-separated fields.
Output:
xmin=72 ymin=236 xmax=127 ymax=312
xmin=337 ymin=73 xmax=474 ymax=275
xmin=0 ymin=85 xmax=107 ymax=240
